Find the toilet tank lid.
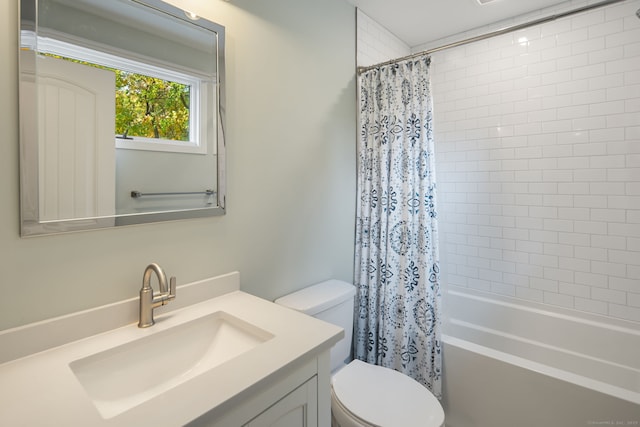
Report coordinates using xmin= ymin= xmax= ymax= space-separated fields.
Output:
xmin=274 ymin=280 xmax=356 ymax=316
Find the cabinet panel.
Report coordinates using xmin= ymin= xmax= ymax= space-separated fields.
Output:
xmin=186 ymin=354 xmax=330 ymax=427
xmin=245 ymin=376 xmax=317 ymax=427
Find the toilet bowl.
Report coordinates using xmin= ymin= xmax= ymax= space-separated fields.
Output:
xmin=331 ymin=359 xmax=444 ymax=427
xmin=275 ymin=280 xmax=445 ymax=427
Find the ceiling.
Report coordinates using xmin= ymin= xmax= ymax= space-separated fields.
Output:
xmin=347 ymin=0 xmax=573 ymax=48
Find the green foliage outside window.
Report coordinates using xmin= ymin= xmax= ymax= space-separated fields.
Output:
xmin=115 ymin=71 xmax=190 ymax=141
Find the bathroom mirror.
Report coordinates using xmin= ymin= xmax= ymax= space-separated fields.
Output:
xmin=18 ymin=0 xmax=226 ymax=236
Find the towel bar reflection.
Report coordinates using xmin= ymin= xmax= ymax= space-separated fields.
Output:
xmin=131 ymin=190 xmax=215 ymax=198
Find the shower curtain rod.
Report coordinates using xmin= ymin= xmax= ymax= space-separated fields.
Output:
xmin=357 ymin=0 xmax=629 ymax=74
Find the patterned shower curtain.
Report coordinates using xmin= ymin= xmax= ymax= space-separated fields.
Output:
xmin=354 ymin=55 xmax=442 ymax=398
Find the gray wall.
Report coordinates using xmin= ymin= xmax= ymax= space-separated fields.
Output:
xmin=0 ymin=0 xmax=356 ymax=330
xmin=115 ymin=149 xmax=216 ymax=215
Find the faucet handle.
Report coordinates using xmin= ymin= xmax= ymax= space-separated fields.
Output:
xmin=168 ymin=276 xmax=177 ymax=300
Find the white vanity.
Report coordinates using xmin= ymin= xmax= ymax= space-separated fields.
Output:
xmin=0 ymin=272 xmax=343 ymax=426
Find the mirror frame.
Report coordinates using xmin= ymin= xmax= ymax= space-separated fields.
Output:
xmin=18 ymin=0 xmax=226 ymax=237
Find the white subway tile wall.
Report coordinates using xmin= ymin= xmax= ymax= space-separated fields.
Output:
xmin=431 ymin=1 xmax=640 ymax=322
xmin=356 ymin=9 xmax=410 ymax=68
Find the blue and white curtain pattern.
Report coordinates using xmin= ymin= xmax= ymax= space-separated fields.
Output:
xmin=354 ymin=55 xmax=442 ymax=398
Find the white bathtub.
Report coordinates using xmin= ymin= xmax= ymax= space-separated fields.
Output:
xmin=441 ymin=288 xmax=640 ymax=427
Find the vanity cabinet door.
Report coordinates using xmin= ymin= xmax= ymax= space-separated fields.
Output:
xmin=244 ymin=376 xmax=318 ymax=427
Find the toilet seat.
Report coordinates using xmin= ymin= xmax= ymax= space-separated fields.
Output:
xmin=331 ymin=359 xmax=444 ymax=427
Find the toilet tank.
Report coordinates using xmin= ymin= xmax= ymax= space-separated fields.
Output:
xmin=275 ymin=280 xmax=356 ymax=372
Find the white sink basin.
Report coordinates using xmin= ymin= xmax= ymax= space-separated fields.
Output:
xmin=69 ymin=311 xmax=273 ymax=419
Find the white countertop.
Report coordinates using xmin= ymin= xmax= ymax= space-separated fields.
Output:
xmin=0 ymin=274 xmax=343 ymax=426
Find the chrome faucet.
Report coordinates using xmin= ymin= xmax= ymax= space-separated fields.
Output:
xmin=138 ymin=263 xmax=176 ymax=328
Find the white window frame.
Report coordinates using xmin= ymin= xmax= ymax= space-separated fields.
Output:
xmin=33 ymin=35 xmax=210 ymax=155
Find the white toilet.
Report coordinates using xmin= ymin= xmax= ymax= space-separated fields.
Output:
xmin=275 ymin=280 xmax=445 ymax=427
